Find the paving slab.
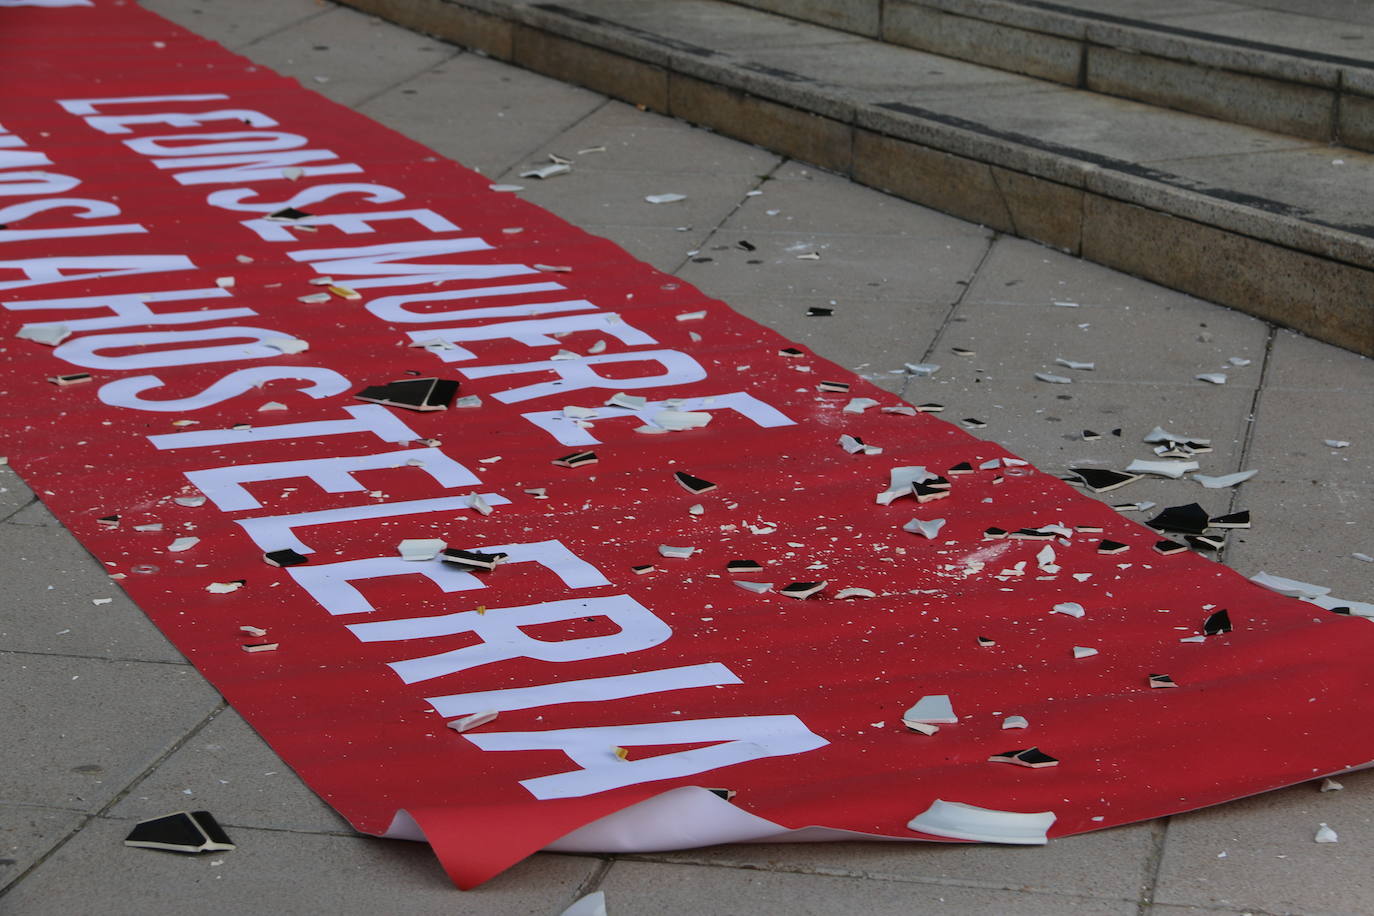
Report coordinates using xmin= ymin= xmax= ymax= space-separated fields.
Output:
xmin=109 ymin=708 xmax=350 ymax=835
xmin=507 ymin=169 xmax=772 ymax=231
xmin=2 ymin=498 xmax=54 ymax=527
xmin=138 ymin=0 xmax=328 ymax=50
xmin=564 ymin=0 xmax=861 ymax=52
xmin=505 ymin=99 xmax=783 ymax=177
xmin=601 ymin=859 xmax=1140 ymax=914
xmin=357 ymin=55 xmax=607 ymax=178
xmin=0 ymin=804 xmax=86 ymax=893
xmin=0 ymin=816 xmax=600 ymax=916
xmin=1152 ymin=767 xmax=1374 ymax=915
xmin=1164 ymin=6 xmax=1374 ymax=60
xmin=244 ymin=5 xmax=458 ymax=107
xmin=1 ymin=653 xmax=221 ymax=812
xmin=0 ymin=464 xmax=35 ymax=521
xmin=637 ymin=822 xmax=1156 ymax=900
xmin=578 ymin=223 xmax=716 ymax=274
xmin=0 ymin=524 xmax=183 ymax=664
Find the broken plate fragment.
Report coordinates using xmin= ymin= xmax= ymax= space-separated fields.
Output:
xmin=675 ymin=471 xmax=717 ymax=494
xmin=448 ymin=710 xmax=499 ymax=733
xmin=904 ymin=694 xmax=957 ymax=725
xmin=906 ymin=799 xmax=1055 ymax=844
xmin=1192 ymin=469 xmax=1257 ymax=488
xmin=658 ymin=545 xmax=695 ymax=559
xmin=1034 ymin=372 xmax=1073 ymax=384
xmin=1072 ymin=646 xmax=1098 ymax=659
xmin=903 ymin=517 xmax=946 ymax=540
xmin=519 ymin=163 xmax=570 ymax=179
xmin=1195 ymin=373 xmax=1227 ymax=384
xmin=843 ymin=398 xmax=880 ymax=414
xmin=734 ymin=581 xmax=774 ymax=594
xmin=16 ymin=323 xmax=70 ymax=346
xmin=398 ymin=538 xmax=446 ymax=561
xmin=1054 ymin=358 xmax=1095 ymax=371
xmin=835 ymin=587 xmax=876 ymax=599
xmin=1002 ymin=715 xmax=1029 ymax=729
xmin=553 ymin=450 xmax=598 ymax=468
xmin=1125 ymin=459 xmax=1199 ymax=479
xmin=264 ymin=548 xmax=307 ymax=568
xmin=988 ymin=747 xmax=1059 ymax=768
xmin=124 ymin=811 xmax=235 ymax=854
xmin=1051 ymin=602 xmax=1085 ymax=618
xmin=645 ymin=193 xmax=686 ymax=204
xmin=1249 ymin=571 xmax=1330 ymax=599
xmin=779 ymin=581 xmax=825 ymax=599
xmin=877 ymin=466 xmax=936 ymax=505
xmin=355 ymin=377 xmax=458 ymax=412
xmin=1315 ymin=823 xmax=1339 ymax=844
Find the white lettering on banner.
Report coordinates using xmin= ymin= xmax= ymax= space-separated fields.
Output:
xmin=85 ymin=109 xmax=278 ymax=135
xmin=0 ymin=223 xmax=146 ymax=244
xmin=461 ymin=349 xmax=707 ymax=403
xmin=148 ymin=404 xmax=419 ymax=450
xmin=0 ymin=1 xmax=93 ymax=6
xmin=234 ymin=493 xmax=511 ymax=554
xmin=521 ymin=392 xmax=797 ymax=446
xmin=368 ymin=284 xmax=581 ymax=324
xmin=185 ymin=447 xmax=480 ymax=512
xmin=150 ymin=150 xmax=364 ymax=186
xmin=54 ymin=325 xmax=290 ymax=369
xmin=57 ymin=94 xmax=230 ymax=116
xmin=205 ymin=183 xmax=406 ymax=213
xmin=100 ymin=366 xmax=349 ymax=412
xmin=3 ymin=287 xmax=246 ymax=332
xmin=241 ymin=208 xmax=459 ymax=243
xmin=427 ymin=663 xmax=742 ymax=717
xmin=292 ymin=539 xmax=609 ymax=615
xmin=348 ymin=594 xmax=671 ymax=684
xmin=0 ymin=149 xmax=54 ymax=170
xmin=126 ymin=130 xmax=313 ymax=157
xmin=0 ymin=255 xmax=195 ymax=291
xmin=468 ymin=716 xmax=830 ymax=800
xmin=287 ymin=238 xmax=534 ymax=289
xmin=408 ymin=314 xmax=656 ymax=363
xmin=292 ymin=557 xmax=485 ymax=616
xmin=0 ymin=172 xmax=81 ymax=197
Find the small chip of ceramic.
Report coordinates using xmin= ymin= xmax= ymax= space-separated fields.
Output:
xmin=241 ymin=641 xmax=279 ymax=653
xmin=630 ymin=564 xmax=655 ymax=575
xmin=674 ymin=471 xmax=717 ymax=494
xmin=734 ymin=581 xmax=774 ymax=594
xmin=1153 ymin=539 xmax=1188 ymax=556
xmin=658 ymin=545 xmax=696 ymax=559
xmin=1097 ymin=539 xmax=1130 ymax=554
xmin=778 ymin=347 xmax=805 ymax=357
xmin=448 ymin=710 xmax=499 ymax=733
xmin=264 ymin=548 xmax=307 ymax=567
xmin=727 ymin=560 xmax=764 ymax=572
xmin=989 ymin=747 xmax=1058 ymax=768
xmin=817 ymin=380 xmax=849 ymax=393
xmin=440 ymin=549 xmax=506 ymax=571
xmin=1203 ymin=609 xmax=1232 ymax=636
xmin=977 ymin=636 xmax=996 ymax=647
xmin=806 ymin=307 xmax=833 ymax=317
xmin=553 ymin=451 xmax=598 ymax=468
xmin=1072 ymin=646 xmax=1098 ymax=659
xmin=1148 ymin=673 xmax=1178 ymax=688
xmin=962 ymin=418 xmax=987 ymax=428
xmin=1208 ymin=510 xmax=1250 ymax=529
xmin=1051 ymin=602 xmax=1085 ymax=618
xmin=1068 ymin=468 xmax=1142 ymax=493
xmin=1002 ymin=715 xmax=1029 ymax=729
xmin=780 ymin=581 xmax=826 ymax=599
xmin=355 ymin=377 xmax=458 ymax=412
xmin=49 ymin=373 xmax=92 ymax=386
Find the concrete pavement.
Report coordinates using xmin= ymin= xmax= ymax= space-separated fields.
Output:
xmin=2 ymin=1 xmax=1371 ymax=913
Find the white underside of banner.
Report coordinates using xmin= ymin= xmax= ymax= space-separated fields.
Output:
xmin=383 ymin=787 xmax=915 ymax=852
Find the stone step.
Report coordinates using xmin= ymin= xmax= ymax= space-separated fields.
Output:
xmin=730 ymin=0 xmax=1374 ymax=152
xmin=337 ymin=0 xmax=1373 ymax=355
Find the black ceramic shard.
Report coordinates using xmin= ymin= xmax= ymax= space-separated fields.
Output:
xmin=266 ymin=206 xmax=311 ymax=220
xmin=1154 ymin=539 xmax=1187 ymax=556
xmin=1147 ymin=503 xmax=1211 ymax=535
xmin=1097 ymin=539 xmax=1130 ymax=554
xmin=806 ymin=306 xmax=833 ymax=317
xmin=1209 ymin=510 xmax=1251 ymax=529
xmin=354 ymin=377 xmax=458 ymax=412
xmin=675 ymin=471 xmax=717 ymax=494
xmin=124 ymin=811 xmax=235 ymax=854
xmin=1203 ymin=609 xmax=1232 ymax=636
xmin=264 ymin=548 xmax=307 ymax=567
xmin=726 ymin=559 xmax=764 ymax=572
xmin=778 ymin=347 xmax=804 ymax=357
xmin=441 ymin=548 xmax=506 ymax=571
xmin=817 ymin=380 xmax=849 ymax=392
xmin=1148 ymin=673 xmax=1178 ymax=688
xmin=779 ymin=581 xmax=825 ymax=599
xmin=1068 ymin=468 xmax=1141 ymax=493
xmin=553 ymin=451 xmax=598 ymax=468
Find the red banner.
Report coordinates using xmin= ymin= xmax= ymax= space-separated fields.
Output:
xmin=5 ymin=0 xmax=1373 ymax=889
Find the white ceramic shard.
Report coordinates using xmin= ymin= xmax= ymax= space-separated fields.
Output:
xmin=838 ymin=434 xmax=867 ymax=454
xmin=454 ymin=395 xmax=482 ymax=408
xmin=1320 ymin=778 xmax=1344 ymax=792
xmin=653 ymin=409 xmax=711 ymax=431
xmin=658 ymin=545 xmax=695 ymax=559
xmin=877 ymin=466 xmax=935 ymax=505
xmin=1051 ymin=602 xmax=1085 ymax=618
xmin=902 ymin=517 xmax=946 ymax=540
xmin=734 ymin=581 xmax=774 ymax=594
xmin=1143 ymin=426 xmax=1210 ymax=446
xmin=215 ymin=276 xmax=235 ymax=288
xmin=17 ymin=323 xmax=71 ymax=346
xmin=675 ymin=310 xmax=706 ymax=321
xmin=563 ymin=406 xmax=599 ymax=419
xmin=903 ymin=694 xmax=957 ymax=725
xmin=835 ymin=587 xmax=876 ymax=599
xmin=1195 ymin=372 xmax=1227 ymax=384
xmin=448 ymin=710 xmax=499 ymax=733
xmin=842 ymin=398 xmax=880 ymax=414
xmin=1072 ymin=646 xmax=1098 ymax=659
xmin=1193 ymin=470 xmax=1258 ymax=488
xmin=903 ymin=721 xmax=939 ymax=735
xmin=206 ymin=581 xmax=243 ymax=594
xmin=882 ymin=405 xmax=917 ymax=416
xmin=1325 ymin=439 xmax=1351 ymax=448
xmin=167 ymin=536 xmax=199 ymax=553
xmin=1034 ymin=372 xmax=1073 ymax=384
xmin=1054 ymin=358 xmax=1095 ymax=371
xmin=645 ymin=193 xmax=686 ymax=204
xmin=488 ymin=184 xmax=523 ymax=192
xmin=1307 ymin=593 xmax=1374 ymax=618
xmin=1125 ymin=459 xmax=1199 ymax=479
xmin=468 ymin=494 xmax=493 ymax=516
xmin=1315 ymin=823 xmax=1339 ymax=843
xmin=1036 ymin=545 xmax=1059 ymax=572
xmin=607 ymin=392 xmax=648 ymax=410
xmin=398 ymin=538 xmax=446 ymax=561
xmin=905 ymin=363 xmax=940 ymax=376
xmin=559 ymin=891 xmax=608 ymax=916
xmin=907 ymin=799 xmax=1055 ymax=845
xmin=298 ymin=292 xmax=331 ymax=304
xmin=1228 ymin=357 xmax=1252 ymax=367
xmin=173 ymin=496 xmax=206 ymax=507
xmin=519 ymin=163 xmax=570 ymax=179
xmin=1250 ymin=571 xmax=1330 ymax=599
xmin=1002 ymin=715 xmax=1029 ymax=729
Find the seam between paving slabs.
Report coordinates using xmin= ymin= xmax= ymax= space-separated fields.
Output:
xmin=0 ymin=495 xmax=39 ymax=525
xmin=616 ymin=851 xmax=1143 ymax=903
xmin=1135 ymin=816 xmax=1170 ymax=916
xmin=492 ymin=96 xmax=616 ymax=182
xmin=0 ymin=700 xmax=227 ymax=904
xmin=563 ymin=856 xmax=616 ymax=911
xmin=349 ymin=46 xmax=465 ymax=111
xmin=1215 ymin=325 xmax=1278 ymax=570
xmin=666 ymin=160 xmax=789 ymax=277
xmin=909 ymin=232 xmax=1000 ymax=379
